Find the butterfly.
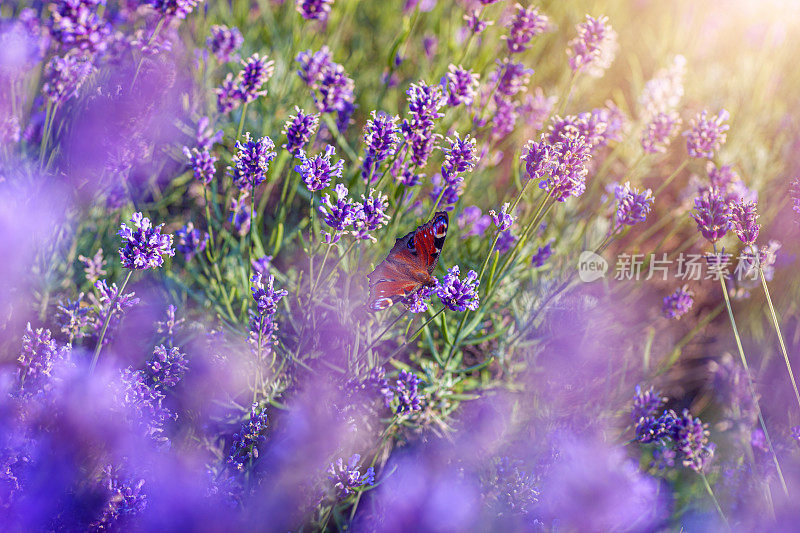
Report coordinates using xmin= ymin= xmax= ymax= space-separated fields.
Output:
xmin=367 ymin=212 xmax=449 ymax=311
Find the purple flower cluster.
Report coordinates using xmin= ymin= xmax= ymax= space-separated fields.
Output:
xmin=146 ymin=344 xmax=188 ymax=388
xmin=251 ymin=272 xmax=288 ymax=317
xmin=18 ymin=323 xmax=68 ymax=393
xmin=641 ymin=112 xmax=682 ymax=154
xmin=57 ymin=294 xmax=95 ymax=344
xmin=458 ymin=206 xmax=491 ymax=238
xmin=228 ymin=403 xmax=269 ymax=471
xmin=146 ymin=0 xmax=203 ymax=19
xmin=614 ymin=182 xmax=654 ymax=228
xmin=295 ymin=144 xmax=343 ymax=191
xmin=118 ymin=213 xmax=175 ymax=270
xmin=729 ymin=200 xmax=760 ymax=245
xmin=328 ymin=454 xmax=375 ymax=499
xmin=489 ymin=203 xmax=516 ymax=231
xmin=441 ymin=133 xmax=477 ymax=181
xmin=119 ymin=367 xmax=174 ymax=439
xmin=443 ymin=64 xmax=480 ymax=107
xmin=493 ymin=59 xmax=533 ymax=99
xmin=464 ymin=10 xmax=492 ymax=35
xmin=48 ymin=0 xmax=111 ymax=53
xmin=183 ymin=146 xmax=218 ymax=184
xmin=690 ymin=188 xmax=731 ymax=243
xmin=216 ymin=53 xmax=275 ymax=112
xmin=296 ymin=47 xmax=354 ymax=115
xmin=352 ymin=189 xmax=391 ymax=241
xmin=361 ymin=111 xmax=400 ymax=183
xmin=230 ymin=133 xmax=277 ymax=191
xmin=683 ymin=109 xmax=730 ymax=159
xmin=504 ymin=4 xmax=549 ymax=53
xmin=531 ymin=241 xmax=553 ymax=267
xmin=91 ymin=468 xmax=148 ymax=531
xmin=282 ymin=107 xmax=320 ymax=155
xmin=207 ymin=25 xmax=244 ymax=62
xmin=394 ymin=370 xmax=424 ymax=414
xmin=436 ymin=265 xmax=480 ymax=312
xmin=296 ymin=0 xmax=334 ymax=21
xmin=631 ymin=385 xmax=666 ymax=422
xmin=567 ymin=15 xmax=612 ymax=73
xmin=229 ymin=194 xmax=251 ymax=236
xmin=42 ymin=53 xmax=94 ymax=105
xmin=523 ymin=131 xmax=592 ymax=202
xmin=662 ymin=285 xmax=693 ymax=319
xmin=401 ymin=81 xmax=446 ymax=168
xmin=175 ymin=222 xmax=209 ymax=261
xmin=319 ymin=183 xmax=355 ymax=234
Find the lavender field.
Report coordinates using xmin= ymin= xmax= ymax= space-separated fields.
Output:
xmin=2 ymin=0 xmax=800 ymax=531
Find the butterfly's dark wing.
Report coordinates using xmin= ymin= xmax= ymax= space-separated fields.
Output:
xmin=367 ymin=212 xmax=450 ymax=311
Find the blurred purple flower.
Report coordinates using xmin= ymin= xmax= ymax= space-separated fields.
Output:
xmin=57 ymin=294 xmax=95 ymax=344
xmin=228 ymin=403 xmax=269 ymax=471
xmin=79 ymin=248 xmax=107 ymax=283
xmin=238 ymin=53 xmax=275 ymax=103
xmin=729 ymin=200 xmax=760 ymax=245
xmin=458 ymin=206 xmax=491 ymax=238
xmin=195 ymin=116 xmax=224 ymax=150
xmin=118 ymin=212 xmax=175 ymax=270
xmin=362 ymin=111 xmax=400 ymax=183
xmin=791 ymin=179 xmax=800 ymax=223
xmin=631 ymin=385 xmax=666 ymax=422
xmin=662 ymin=285 xmax=693 ymax=319
xmin=252 ymin=255 xmax=272 ymax=275
xmin=215 ymin=73 xmax=240 ymax=113
xmin=314 ymin=62 xmax=354 ymax=114
xmin=230 ymin=133 xmax=277 ymax=191
xmin=119 ymin=367 xmax=173 ymax=439
xmin=436 ymin=265 xmax=479 ymax=312
xmin=641 ymin=111 xmax=681 ymax=154
xmin=48 ymin=0 xmax=111 ymax=53
xmin=683 ymin=109 xmax=729 ymax=159
xmin=691 ymin=188 xmax=731 ymax=243
xmin=175 ymin=222 xmax=209 ymax=261
xmin=229 ymin=193 xmax=251 ymax=236
xmin=531 ymin=241 xmax=553 ymax=267
xmin=496 ymin=229 xmax=516 ymax=254
xmin=492 ymin=59 xmax=532 ymax=98
xmin=90 ymin=467 xmax=148 ymax=531
xmin=17 ymin=323 xmax=68 ymax=393
xmin=519 ymin=88 xmax=556 ymax=132
xmin=183 ymin=146 xmax=217 ymax=185
xmin=146 ymin=0 xmax=203 ymax=19
xmin=295 ymin=144 xmax=343 ymax=192
xmin=207 ymin=25 xmax=243 ymax=62
xmin=282 ymin=107 xmax=320 ymax=155
xmin=146 ymin=344 xmax=188 ymax=389
xmin=296 ymin=46 xmax=333 ymax=88
xmin=567 ymin=15 xmax=614 ymax=74
xmin=489 ymin=203 xmax=516 ymax=231
xmin=42 ymin=53 xmax=94 ymax=106
xmin=328 ymin=454 xmax=375 ymax=499
xmin=464 ymin=10 xmax=492 ymax=35
xmin=441 ymin=132 xmax=477 ymax=182
xmin=443 ymin=64 xmax=479 ymax=107
xmin=296 ymin=0 xmax=334 ymax=21
xmin=504 ymin=4 xmax=549 ymax=53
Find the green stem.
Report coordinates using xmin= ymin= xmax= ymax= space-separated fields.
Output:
xmin=759 ymin=267 xmax=800 ymax=413
xmin=700 ymin=472 xmax=730 ymax=529
xmin=717 ymin=259 xmax=789 ymax=498
xmin=132 ymin=17 xmax=165 ymax=87
xmin=90 ymin=270 xmax=133 ymax=374
xmin=654 ymin=159 xmax=688 ymax=196
xmin=236 ymin=102 xmax=250 ymax=141
xmin=385 ymin=308 xmax=445 ymax=362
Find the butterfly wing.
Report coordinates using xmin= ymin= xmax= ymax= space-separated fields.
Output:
xmin=367 ymin=212 xmax=449 ymax=311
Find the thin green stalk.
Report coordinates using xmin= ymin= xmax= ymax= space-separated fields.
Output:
xmin=557 ymin=71 xmax=577 ymax=116
xmin=132 ymin=17 xmax=165 ymax=86
xmin=759 ymin=267 xmax=800 ymax=413
xmin=717 ymin=266 xmax=789 ymax=497
xmin=654 ymin=158 xmax=688 ymax=196
xmin=356 ymin=308 xmax=410 ymax=364
xmin=90 ymin=270 xmax=133 ymax=374
xmin=39 ymin=101 xmax=54 ymax=168
xmin=700 ymin=472 xmax=730 ymax=529
xmin=385 ymin=307 xmax=445 ymax=362
xmin=236 ymin=102 xmax=250 ymax=141
xmin=317 ymin=239 xmax=358 ymax=288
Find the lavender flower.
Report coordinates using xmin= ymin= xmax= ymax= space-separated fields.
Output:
xmin=441 ymin=133 xmax=477 ymax=182
xmin=195 ymin=117 xmax=223 ymax=150
xmin=215 ymin=73 xmax=240 ymax=113
xmin=567 ymin=15 xmax=613 ymax=74
xmin=118 ymin=213 xmax=175 ymax=270
xmin=282 ymin=107 xmax=320 ymax=155
xmin=496 ymin=229 xmax=517 ymax=254
xmin=404 ymin=286 xmax=434 ymax=314
xmin=504 ymin=4 xmax=549 ymax=53
xmin=315 ymin=62 xmax=355 ymax=114
xmin=443 ymin=64 xmax=479 ymax=107
xmin=48 ymin=0 xmax=111 ymax=53
xmin=640 ymin=55 xmax=686 ymax=118
xmin=458 ymin=206 xmax=491 ymax=238
xmin=362 ymin=112 xmax=400 ymax=183
xmin=42 ymin=53 xmax=93 ymax=105
xmin=670 ymin=409 xmax=715 ymax=472
xmin=394 ymin=370 xmax=424 ymax=414
xmin=296 ymin=46 xmax=333 ymax=88
xmin=489 ymin=203 xmax=516 ymax=231
xmin=207 ymin=25 xmax=243 ymax=62
xmin=91 ymin=468 xmax=147 ymax=531
xmin=520 ymin=88 xmax=557 ymax=132
xmin=156 ymin=305 xmax=184 ymax=341
xmin=79 ymin=248 xmax=107 ymax=282
xmin=464 ymin=10 xmax=492 ymax=35
xmin=57 ymin=294 xmax=95 ymax=344
xmin=493 ymin=59 xmax=533 ymax=98
xmin=641 ymin=112 xmax=681 ymax=154
xmin=614 ymin=182 xmax=654 ymax=228
xmin=540 ymin=133 xmax=592 ymax=202
xmin=119 ymin=367 xmax=173 ymax=439
xmin=522 ymin=138 xmax=553 ymax=182
xmin=146 ymin=345 xmax=188 ymax=388
xmin=485 ymin=457 xmax=540 ymax=517
xmin=183 ymin=146 xmax=217 ymax=184
xmin=402 ymin=81 xmax=446 ymax=167
xmin=296 ymin=0 xmax=334 ymax=20
xmin=175 ymin=222 xmax=209 ymax=261
xmin=328 ymin=454 xmax=375 ymax=499
xmin=238 ymin=53 xmax=275 ymax=103
xmin=228 ymin=403 xmax=269 ymax=471
xmin=229 ymin=193 xmax=251 ymax=236
xmin=729 ymin=200 xmax=760 ymax=245
xmin=691 ymin=188 xmax=731 ymax=243
xmin=631 ymin=385 xmax=666 ymax=422
xmin=319 ymin=183 xmax=355 ymax=233
xmin=252 ymin=255 xmax=272 ymax=275
xmin=683 ymin=110 xmax=730 ymax=159
xmin=436 ymin=265 xmax=480 ymax=312
xmin=251 ymin=272 xmax=288 ymax=317
xmin=92 ymin=279 xmax=140 ymax=343
xmin=531 ymin=241 xmax=553 ymax=267
xmin=18 ymin=323 xmax=67 ymax=392
xmin=295 ymin=145 xmax=343 ymax=191
xmin=230 ymin=133 xmax=277 ymax=191
xmin=352 ymin=189 xmax=390 ymax=241
xmin=146 ymin=0 xmax=203 ymax=18
xmin=662 ymin=285 xmax=693 ymax=319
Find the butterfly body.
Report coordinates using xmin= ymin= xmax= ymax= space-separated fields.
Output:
xmin=368 ymin=212 xmax=449 ymax=311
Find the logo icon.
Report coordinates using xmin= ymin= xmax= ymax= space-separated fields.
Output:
xmin=577 ymin=251 xmax=608 ymax=282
